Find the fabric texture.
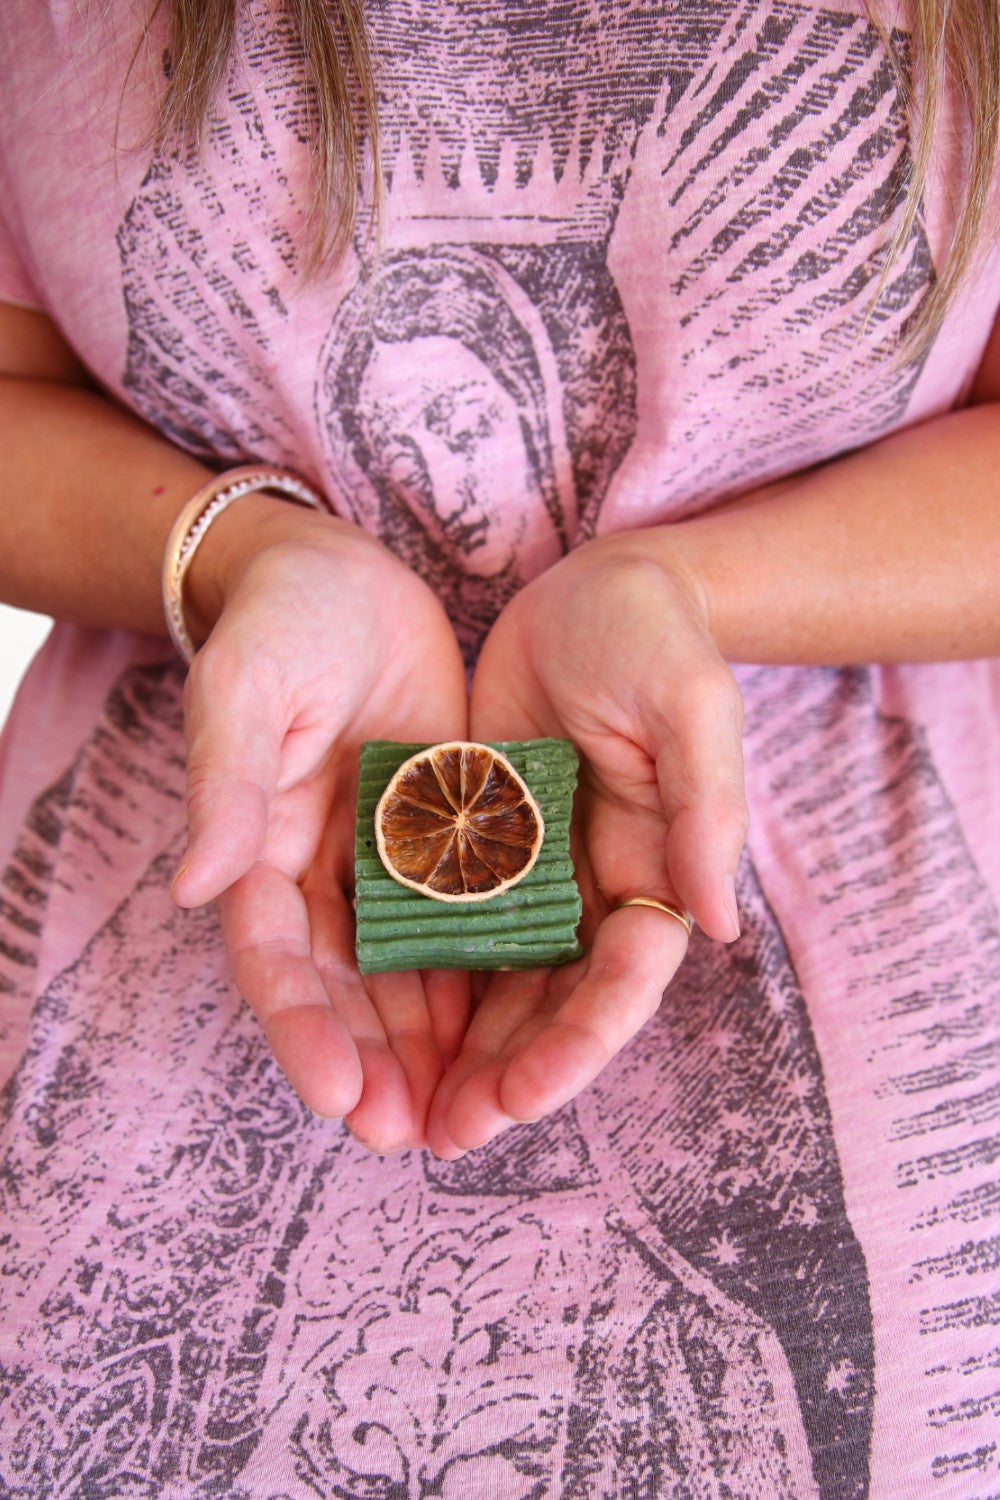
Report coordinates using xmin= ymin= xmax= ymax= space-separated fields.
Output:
xmin=1 ymin=2 xmax=999 ymax=1495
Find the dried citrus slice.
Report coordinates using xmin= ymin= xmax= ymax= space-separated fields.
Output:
xmin=373 ymin=741 xmax=545 ymax=902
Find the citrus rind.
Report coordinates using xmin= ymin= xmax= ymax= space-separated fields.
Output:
xmin=373 ymin=740 xmax=545 ymax=903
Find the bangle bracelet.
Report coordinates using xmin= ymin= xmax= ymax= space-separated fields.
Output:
xmin=162 ymin=464 xmax=326 ymax=663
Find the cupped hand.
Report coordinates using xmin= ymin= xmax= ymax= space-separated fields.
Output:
xmin=427 ymin=534 xmax=747 ymax=1157
xmin=170 ymin=502 xmax=470 ymax=1152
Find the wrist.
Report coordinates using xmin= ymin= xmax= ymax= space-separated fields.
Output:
xmin=165 ymin=463 xmax=354 ymax=658
xmin=183 ymin=490 xmax=329 ymax=641
xmin=184 ymin=487 xmax=417 ymax=652
xmin=571 ymin=529 xmax=715 ymax=642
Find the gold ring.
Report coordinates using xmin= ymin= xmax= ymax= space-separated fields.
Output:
xmin=616 ymin=897 xmax=694 ymax=935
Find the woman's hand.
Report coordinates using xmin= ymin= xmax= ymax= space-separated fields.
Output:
xmin=170 ymin=499 xmax=470 ymax=1153
xmin=427 ymin=534 xmax=747 ymax=1157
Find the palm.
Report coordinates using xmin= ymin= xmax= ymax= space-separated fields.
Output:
xmin=175 ymin=535 xmax=470 ymax=1151
xmin=426 ymin=679 xmax=688 ymax=1158
xmin=427 ymin=545 xmax=745 ymax=1156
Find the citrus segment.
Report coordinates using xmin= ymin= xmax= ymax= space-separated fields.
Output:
xmin=374 ymin=741 xmax=545 ymax=902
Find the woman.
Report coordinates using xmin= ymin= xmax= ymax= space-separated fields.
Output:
xmin=0 ymin=0 xmax=997 ymax=1493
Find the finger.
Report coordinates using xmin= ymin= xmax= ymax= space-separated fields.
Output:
xmin=427 ymin=1046 xmax=509 ymax=1157
xmin=652 ymin=658 xmax=747 ymax=941
xmin=305 ymin=882 xmax=423 ymax=1155
xmin=173 ymin=648 xmax=284 ymax=907
xmin=428 ymin=969 xmax=557 ymax=1155
xmin=422 ymin=968 xmax=473 ymax=1068
xmin=664 ymin=802 xmax=744 ymax=938
xmin=496 ymin=905 xmax=687 ymax=1125
xmin=219 ymin=863 xmax=364 ymax=1119
xmin=361 ymin=967 xmax=451 ymax=1149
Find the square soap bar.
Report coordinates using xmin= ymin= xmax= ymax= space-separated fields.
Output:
xmin=355 ymin=739 xmax=583 ymax=974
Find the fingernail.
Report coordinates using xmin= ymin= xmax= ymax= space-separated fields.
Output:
xmin=432 ymin=1141 xmax=468 ymax=1162
xmin=723 ymin=874 xmax=741 ymax=940
xmin=170 ymin=861 xmax=189 ymax=900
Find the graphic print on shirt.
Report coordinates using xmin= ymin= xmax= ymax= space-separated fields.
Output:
xmin=0 ymin=669 xmax=870 ymax=1500
xmin=5 ymin=649 xmax=1000 ymax=1493
xmin=117 ymin=0 xmax=934 ymax=662
xmin=740 ymin=666 xmax=1000 ymax=1490
xmin=313 ymin=241 xmax=631 ymax=655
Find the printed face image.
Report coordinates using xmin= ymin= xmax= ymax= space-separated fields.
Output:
xmin=358 ymin=335 xmax=533 ymax=575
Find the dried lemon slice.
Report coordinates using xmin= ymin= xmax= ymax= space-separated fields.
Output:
xmin=374 ymin=741 xmax=545 ymax=902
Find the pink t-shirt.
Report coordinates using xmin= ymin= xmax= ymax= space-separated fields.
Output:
xmin=1 ymin=3 xmax=999 ymax=1496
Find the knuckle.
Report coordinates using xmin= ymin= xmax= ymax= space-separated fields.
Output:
xmin=185 ymin=638 xmax=233 ymax=701
xmin=183 ymin=762 xmax=222 ymax=819
xmin=723 ymin=793 xmax=751 ymax=844
xmin=685 ymin=656 xmax=744 ymax=723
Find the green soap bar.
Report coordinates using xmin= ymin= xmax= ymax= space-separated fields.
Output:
xmin=354 ymin=739 xmax=583 ymax=974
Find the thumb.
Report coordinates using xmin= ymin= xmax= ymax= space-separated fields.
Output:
xmin=654 ymin=660 xmax=747 ymax=942
xmin=171 ymin=648 xmax=283 ymax=907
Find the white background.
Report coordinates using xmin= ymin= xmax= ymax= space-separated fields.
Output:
xmin=0 ymin=603 xmax=52 ymax=728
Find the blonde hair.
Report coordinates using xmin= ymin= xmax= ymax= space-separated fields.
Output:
xmin=156 ymin=0 xmax=998 ymax=338
xmin=878 ymin=0 xmax=1000 ymax=342
xmin=155 ymin=0 xmax=380 ymax=266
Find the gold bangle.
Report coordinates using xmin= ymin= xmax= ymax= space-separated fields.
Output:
xmin=161 ymin=464 xmax=326 ymax=663
xmin=615 ymin=897 xmax=694 ymax=935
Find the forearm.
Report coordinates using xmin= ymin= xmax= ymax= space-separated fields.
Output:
xmin=0 ymin=374 xmax=358 ymax=646
xmin=658 ymin=402 xmax=1000 ymax=665
xmin=0 ymin=374 xmax=212 ymax=635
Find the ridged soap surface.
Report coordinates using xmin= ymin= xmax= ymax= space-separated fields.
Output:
xmin=355 ymin=739 xmax=582 ymax=973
